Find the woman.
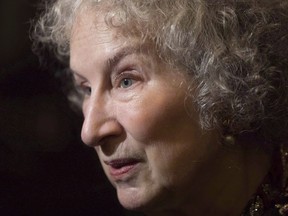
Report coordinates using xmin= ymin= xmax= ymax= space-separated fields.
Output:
xmin=34 ymin=0 xmax=288 ymax=215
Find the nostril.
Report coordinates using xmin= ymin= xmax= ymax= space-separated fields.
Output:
xmin=99 ymin=134 xmax=126 ymax=156
xmin=96 ymin=135 xmax=109 ymax=146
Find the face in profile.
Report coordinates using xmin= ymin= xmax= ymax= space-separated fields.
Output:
xmin=70 ymin=12 xmax=220 ymax=213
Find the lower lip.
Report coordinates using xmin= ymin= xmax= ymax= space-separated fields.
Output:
xmin=108 ymin=163 xmax=139 ymax=180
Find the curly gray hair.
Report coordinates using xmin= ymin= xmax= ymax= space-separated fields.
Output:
xmin=33 ymin=0 xmax=288 ymax=144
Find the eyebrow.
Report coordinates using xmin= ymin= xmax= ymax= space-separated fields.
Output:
xmin=70 ymin=45 xmax=143 ymax=78
xmin=106 ymin=46 xmax=141 ymax=72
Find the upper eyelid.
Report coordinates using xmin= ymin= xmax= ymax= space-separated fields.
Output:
xmin=111 ymin=67 xmax=142 ymax=85
xmin=110 ymin=55 xmax=148 ymax=78
xmin=73 ymin=76 xmax=90 ymax=90
xmin=73 ymin=77 xmax=84 ymax=87
xmin=114 ymin=71 xmax=135 ymax=81
xmin=72 ymin=72 xmax=90 ymax=88
xmin=107 ymin=49 xmax=150 ymax=74
xmin=109 ymin=56 xmax=136 ymax=76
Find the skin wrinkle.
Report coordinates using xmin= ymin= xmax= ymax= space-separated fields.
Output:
xmin=34 ymin=1 xmax=288 ymax=215
xmin=37 ymin=0 xmax=288 ymax=141
xmin=69 ymin=13 xmax=270 ymax=216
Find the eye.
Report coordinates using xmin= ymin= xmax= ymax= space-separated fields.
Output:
xmin=75 ymin=85 xmax=92 ymax=96
xmin=120 ymin=78 xmax=135 ymax=88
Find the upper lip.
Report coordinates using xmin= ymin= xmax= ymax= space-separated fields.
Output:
xmin=104 ymin=158 xmax=141 ymax=169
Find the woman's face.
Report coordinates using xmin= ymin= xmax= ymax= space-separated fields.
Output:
xmin=70 ymin=13 xmax=220 ymax=212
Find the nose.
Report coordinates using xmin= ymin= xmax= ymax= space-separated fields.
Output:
xmin=81 ymin=94 xmax=123 ymax=147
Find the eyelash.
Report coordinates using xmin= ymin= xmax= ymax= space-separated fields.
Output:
xmin=73 ymin=68 xmax=142 ymax=96
xmin=75 ymin=83 xmax=91 ymax=96
xmin=113 ymin=70 xmax=141 ymax=89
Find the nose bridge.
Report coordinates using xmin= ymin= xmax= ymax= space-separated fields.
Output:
xmin=81 ymin=91 xmax=112 ymax=146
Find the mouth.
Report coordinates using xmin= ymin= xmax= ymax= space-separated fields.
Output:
xmin=104 ymin=158 xmax=141 ymax=179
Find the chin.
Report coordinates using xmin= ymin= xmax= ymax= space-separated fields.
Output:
xmin=119 ymin=197 xmax=145 ymax=211
xmin=116 ymin=185 xmax=167 ymax=214
xmin=117 ymin=187 xmax=148 ymax=210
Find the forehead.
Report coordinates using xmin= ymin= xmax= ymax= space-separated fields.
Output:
xmin=71 ymin=9 xmax=114 ymax=43
xmin=70 ymin=1 xmax=149 ymax=47
xmin=70 ymin=10 xmax=121 ymax=67
xmin=69 ymin=10 xmax=158 ymax=75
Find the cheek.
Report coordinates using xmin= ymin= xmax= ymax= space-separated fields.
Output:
xmin=145 ymin=130 xmax=219 ymax=190
xmin=116 ymin=94 xmax=183 ymax=142
xmin=120 ymin=95 xmax=218 ymax=166
xmin=116 ymin=90 xmax=211 ymax=165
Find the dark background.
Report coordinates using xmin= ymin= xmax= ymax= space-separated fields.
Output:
xmin=0 ymin=0 xmax=130 ymax=215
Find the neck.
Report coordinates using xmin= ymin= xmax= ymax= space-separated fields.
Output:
xmin=146 ymin=139 xmax=272 ymax=216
